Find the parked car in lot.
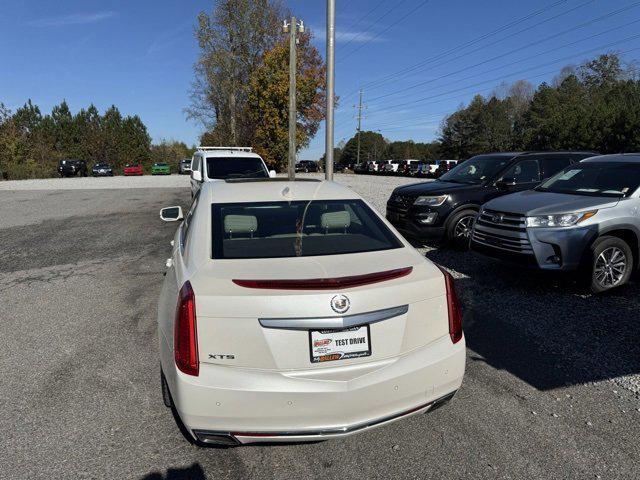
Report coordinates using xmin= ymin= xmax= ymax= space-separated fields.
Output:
xmin=380 ymin=160 xmax=401 ymax=174
xmin=124 ymin=163 xmax=144 ymax=176
xmin=178 ymin=159 xmax=192 ymax=175
xmin=353 ymin=163 xmax=367 ymax=174
xmin=189 ymin=147 xmax=276 ymax=198
xmin=366 ymin=160 xmax=380 ymax=173
xmin=157 ymin=179 xmax=465 ymax=446
xmin=471 ymin=154 xmax=640 ymax=293
xmin=433 ymin=160 xmax=458 ymax=178
xmin=415 ymin=162 xmax=433 ymax=177
xmin=386 ymin=151 xmax=597 ymax=248
xmin=398 ymin=160 xmax=420 ymax=176
xmin=91 ymin=163 xmax=114 ymax=177
xmin=295 ymin=160 xmax=319 ymax=173
xmin=58 ymin=159 xmax=88 ymax=177
xmin=152 ymin=162 xmax=171 ymax=175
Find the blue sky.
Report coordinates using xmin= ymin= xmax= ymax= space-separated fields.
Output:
xmin=2 ymin=0 xmax=640 ymax=159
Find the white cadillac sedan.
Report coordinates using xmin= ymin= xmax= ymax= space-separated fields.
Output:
xmin=157 ymin=179 xmax=465 ymax=446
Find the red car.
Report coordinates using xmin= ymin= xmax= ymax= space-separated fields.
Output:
xmin=124 ymin=164 xmax=143 ymax=176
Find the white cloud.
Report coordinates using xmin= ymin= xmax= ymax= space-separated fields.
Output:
xmin=311 ymin=26 xmax=385 ymax=44
xmin=27 ymin=11 xmax=116 ymax=28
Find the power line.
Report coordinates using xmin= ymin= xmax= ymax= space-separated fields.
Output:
xmin=359 ymin=0 xmax=597 ymax=92
xmin=336 ymin=0 xmax=387 ymax=42
xmin=337 ymin=0 xmax=409 ymax=52
xmin=365 ymin=35 xmax=640 ymax=114
xmin=338 ymin=0 xmax=432 ymax=64
xmin=338 ymin=0 xmax=570 ymax=100
xmin=368 ymin=16 xmax=640 ymax=104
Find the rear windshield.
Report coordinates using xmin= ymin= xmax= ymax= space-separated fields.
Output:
xmin=536 ymin=162 xmax=640 ymax=197
xmin=206 ymin=157 xmax=268 ymax=180
xmin=212 ymin=199 xmax=403 ymax=259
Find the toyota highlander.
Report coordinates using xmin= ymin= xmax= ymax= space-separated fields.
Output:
xmin=471 ymin=154 xmax=640 ymax=293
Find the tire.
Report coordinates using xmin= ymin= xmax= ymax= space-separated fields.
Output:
xmin=589 ymin=236 xmax=633 ymax=293
xmin=161 ymin=369 xmax=173 ymax=408
xmin=446 ymin=209 xmax=477 ymax=250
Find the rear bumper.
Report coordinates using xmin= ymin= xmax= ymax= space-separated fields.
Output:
xmin=168 ymin=334 xmax=465 ymax=444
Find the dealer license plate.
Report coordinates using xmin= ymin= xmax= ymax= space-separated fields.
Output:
xmin=309 ymin=325 xmax=371 ymax=363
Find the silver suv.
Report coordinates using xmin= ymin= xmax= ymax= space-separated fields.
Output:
xmin=471 ymin=154 xmax=640 ymax=293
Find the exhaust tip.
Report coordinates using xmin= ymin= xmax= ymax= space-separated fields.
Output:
xmin=193 ymin=430 xmax=239 ymax=446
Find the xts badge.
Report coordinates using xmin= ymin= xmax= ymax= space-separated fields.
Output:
xmin=208 ymin=354 xmax=235 ymax=360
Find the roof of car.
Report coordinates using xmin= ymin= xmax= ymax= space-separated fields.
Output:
xmin=581 ymin=153 xmax=640 ymax=163
xmin=203 ymin=179 xmax=361 ymax=204
xmin=198 ymin=149 xmax=263 ymax=159
xmin=470 ymin=151 xmax=596 ymax=159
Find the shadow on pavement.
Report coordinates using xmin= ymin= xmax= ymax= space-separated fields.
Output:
xmin=426 ymin=247 xmax=640 ymax=391
xmin=141 ymin=463 xmax=205 ymax=480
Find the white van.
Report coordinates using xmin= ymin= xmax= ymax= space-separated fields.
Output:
xmin=190 ymin=147 xmax=276 ymax=197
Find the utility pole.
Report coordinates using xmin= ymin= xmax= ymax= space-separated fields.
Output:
xmin=356 ymin=89 xmax=363 ymax=166
xmin=325 ymin=0 xmax=335 ymax=181
xmin=283 ymin=17 xmax=304 ymax=180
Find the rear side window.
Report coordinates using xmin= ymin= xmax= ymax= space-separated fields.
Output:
xmin=541 ymin=155 xmax=579 ymax=178
xmin=212 ymin=199 xmax=403 ymax=259
xmin=500 ymin=159 xmax=541 ymax=183
xmin=191 ymin=156 xmax=201 ymax=172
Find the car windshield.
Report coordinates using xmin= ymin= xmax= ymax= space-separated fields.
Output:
xmin=206 ymin=157 xmax=268 ymax=179
xmin=439 ymin=155 xmax=512 ymax=184
xmin=212 ymin=199 xmax=403 ymax=259
xmin=536 ymin=162 xmax=640 ymax=197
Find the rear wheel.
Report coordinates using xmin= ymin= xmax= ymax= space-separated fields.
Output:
xmin=589 ymin=236 xmax=633 ymax=293
xmin=161 ymin=369 xmax=173 ymax=408
xmin=446 ymin=209 xmax=477 ymax=250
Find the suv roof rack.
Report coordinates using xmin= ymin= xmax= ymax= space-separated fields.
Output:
xmin=197 ymin=146 xmax=253 ymax=152
xmin=224 ymin=178 xmax=321 ymax=184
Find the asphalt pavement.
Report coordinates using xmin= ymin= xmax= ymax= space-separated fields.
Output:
xmin=0 ymin=175 xmax=638 ymax=479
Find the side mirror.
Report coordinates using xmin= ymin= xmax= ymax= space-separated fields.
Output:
xmin=496 ymin=177 xmax=517 ymax=190
xmin=160 ymin=206 xmax=183 ymax=222
xmin=191 ymin=170 xmax=202 ymax=182
xmin=269 ymin=170 xmax=277 ymax=178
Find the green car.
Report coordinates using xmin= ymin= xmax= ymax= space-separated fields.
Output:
xmin=151 ymin=163 xmax=171 ymax=175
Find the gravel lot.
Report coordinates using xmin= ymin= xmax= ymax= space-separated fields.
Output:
xmin=1 ymin=173 xmax=639 ymax=479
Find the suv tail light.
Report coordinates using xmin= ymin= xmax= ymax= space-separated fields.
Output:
xmin=438 ymin=267 xmax=463 ymax=344
xmin=174 ymin=281 xmax=199 ymax=376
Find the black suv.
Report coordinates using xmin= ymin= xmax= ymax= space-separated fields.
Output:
xmin=386 ymin=151 xmax=597 ymax=248
xmin=58 ymin=159 xmax=88 ymax=177
xmin=295 ymin=160 xmax=319 ymax=173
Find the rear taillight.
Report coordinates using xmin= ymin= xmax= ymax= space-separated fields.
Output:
xmin=174 ymin=281 xmax=199 ymax=376
xmin=438 ymin=267 xmax=463 ymax=344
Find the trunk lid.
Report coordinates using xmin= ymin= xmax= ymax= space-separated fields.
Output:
xmin=190 ymin=248 xmax=448 ymax=372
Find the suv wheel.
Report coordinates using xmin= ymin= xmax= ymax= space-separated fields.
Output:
xmin=447 ymin=209 xmax=477 ymax=250
xmin=590 ymin=236 xmax=633 ymax=293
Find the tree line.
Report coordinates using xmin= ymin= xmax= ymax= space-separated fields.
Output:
xmin=439 ymin=54 xmax=640 ymax=159
xmin=0 ymin=100 xmax=195 ymax=179
xmin=333 ymin=54 xmax=640 ymax=165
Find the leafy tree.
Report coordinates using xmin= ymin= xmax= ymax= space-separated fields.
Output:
xmin=340 ymin=130 xmax=387 ymax=164
xmin=188 ymin=0 xmax=286 ymax=145
xmin=247 ymin=31 xmax=326 ymax=169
